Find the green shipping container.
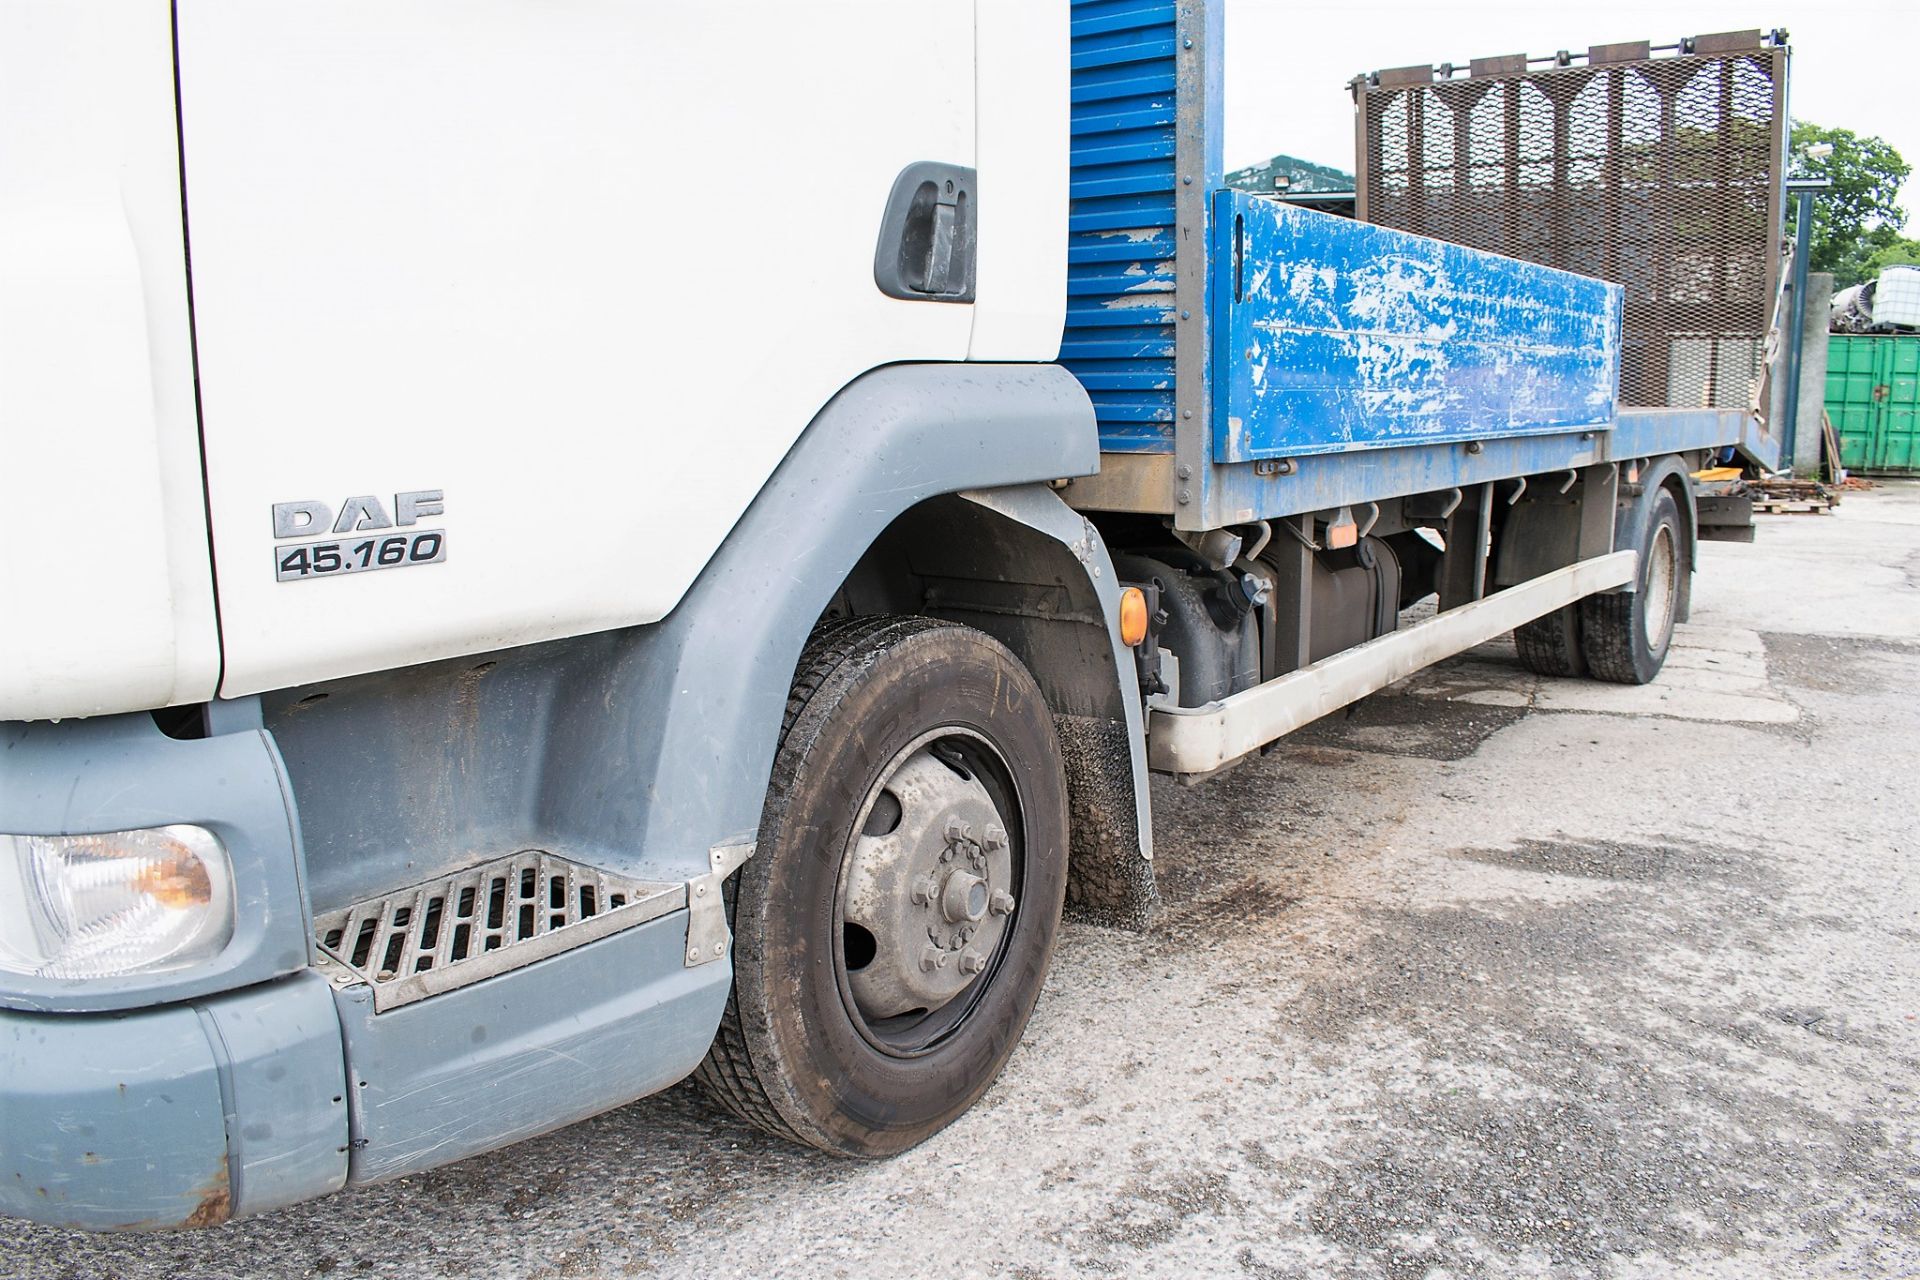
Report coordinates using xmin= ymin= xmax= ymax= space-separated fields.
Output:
xmin=1825 ymin=334 xmax=1920 ymax=475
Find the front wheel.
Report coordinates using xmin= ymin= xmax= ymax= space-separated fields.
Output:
xmin=694 ymin=615 xmax=1069 ymax=1156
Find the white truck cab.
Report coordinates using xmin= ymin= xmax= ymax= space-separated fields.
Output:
xmin=5 ymin=1 xmax=1067 ymax=716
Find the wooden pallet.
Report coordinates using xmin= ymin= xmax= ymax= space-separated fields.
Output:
xmin=1750 ymin=474 xmax=1838 ymax=515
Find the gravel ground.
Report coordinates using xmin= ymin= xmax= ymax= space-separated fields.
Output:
xmin=5 ymin=483 xmax=1918 ymax=1280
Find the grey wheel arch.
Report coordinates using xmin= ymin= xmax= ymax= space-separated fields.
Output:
xmin=535 ymin=363 xmax=1155 ymax=922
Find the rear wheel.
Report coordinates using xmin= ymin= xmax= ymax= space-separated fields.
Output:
xmin=694 ymin=615 xmax=1069 ymax=1156
xmin=1580 ymin=488 xmax=1685 ymax=685
xmin=1514 ymin=605 xmax=1585 ymax=678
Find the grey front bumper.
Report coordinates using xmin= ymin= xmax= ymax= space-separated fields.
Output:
xmin=0 ymin=971 xmax=348 ymax=1230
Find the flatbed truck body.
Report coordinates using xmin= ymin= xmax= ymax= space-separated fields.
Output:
xmin=0 ymin=0 xmax=1777 ymax=1231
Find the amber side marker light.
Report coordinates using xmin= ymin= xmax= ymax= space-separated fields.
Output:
xmin=1118 ymin=587 xmax=1150 ymax=647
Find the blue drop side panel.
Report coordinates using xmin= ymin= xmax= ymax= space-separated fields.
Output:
xmin=1212 ymin=191 xmax=1624 ymax=462
xmin=1060 ymin=0 xmax=1179 ymax=454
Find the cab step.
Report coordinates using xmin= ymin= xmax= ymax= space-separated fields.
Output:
xmin=313 ymin=850 xmax=682 ymax=1012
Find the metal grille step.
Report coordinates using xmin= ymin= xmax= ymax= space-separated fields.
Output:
xmin=313 ymin=850 xmax=682 ymax=1011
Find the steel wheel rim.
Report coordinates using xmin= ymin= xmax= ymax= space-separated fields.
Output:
xmin=832 ymin=726 xmax=1024 ymax=1058
xmin=1643 ymin=523 xmax=1678 ymax=652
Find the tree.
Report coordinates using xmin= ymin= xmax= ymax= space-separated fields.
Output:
xmin=1789 ymin=122 xmax=1912 ymax=288
xmin=1225 ymin=153 xmax=1355 ymax=195
xmin=1866 ymin=237 xmax=1920 ymax=275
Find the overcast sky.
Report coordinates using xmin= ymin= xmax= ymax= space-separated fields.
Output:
xmin=1221 ymin=0 xmax=1917 ymax=227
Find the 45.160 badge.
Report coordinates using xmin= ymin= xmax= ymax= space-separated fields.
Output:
xmin=275 ymin=529 xmax=445 ymax=582
xmin=270 ymin=489 xmax=448 ymax=583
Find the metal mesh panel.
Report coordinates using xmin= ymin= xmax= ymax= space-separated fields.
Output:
xmin=1357 ymin=40 xmax=1786 ymax=409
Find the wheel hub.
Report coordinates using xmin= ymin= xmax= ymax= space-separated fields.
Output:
xmin=840 ymin=743 xmax=1016 ymax=1023
xmin=940 ymin=870 xmax=989 ymax=924
xmin=1643 ymin=523 xmax=1678 ymax=650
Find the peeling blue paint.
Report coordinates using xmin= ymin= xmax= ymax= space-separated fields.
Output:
xmin=1211 ymin=191 xmax=1623 ymax=463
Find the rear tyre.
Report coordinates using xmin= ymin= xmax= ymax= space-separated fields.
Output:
xmin=694 ymin=615 xmax=1069 ymax=1157
xmin=1580 ymin=488 xmax=1684 ymax=685
xmin=1514 ymin=605 xmax=1585 ymax=678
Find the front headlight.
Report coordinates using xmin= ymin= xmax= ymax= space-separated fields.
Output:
xmin=0 ymin=825 xmax=234 ymax=979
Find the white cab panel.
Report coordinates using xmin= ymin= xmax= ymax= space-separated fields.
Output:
xmin=969 ymin=0 xmax=1069 ymax=361
xmin=176 ymin=3 xmax=987 ymax=696
xmin=0 ymin=5 xmax=221 ymax=721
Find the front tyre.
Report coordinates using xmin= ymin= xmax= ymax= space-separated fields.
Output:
xmin=695 ymin=616 xmax=1069 ymax=1157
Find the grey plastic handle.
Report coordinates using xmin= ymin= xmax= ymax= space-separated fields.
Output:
xmin=873 ymin=161 xmax=977 ymax=303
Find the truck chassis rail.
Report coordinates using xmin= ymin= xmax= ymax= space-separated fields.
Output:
xmin=1147 ymin=551 xmax=1636 ymax=775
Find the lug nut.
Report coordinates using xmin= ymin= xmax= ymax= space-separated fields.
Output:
xmin=920 ymin=946 xmax=944 ymax=973
xmin=989 ymin=890 xmax=1015 ymax=916
xmin=959 ymin=951 xmax=988 ymax=975
xmin=910 ymin=884 xmax=932 ymax=906
xmin=944 ymin=816 xmax=973 ymax=843
xmin=983 ymin=824 xmax=1007 ymax=852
